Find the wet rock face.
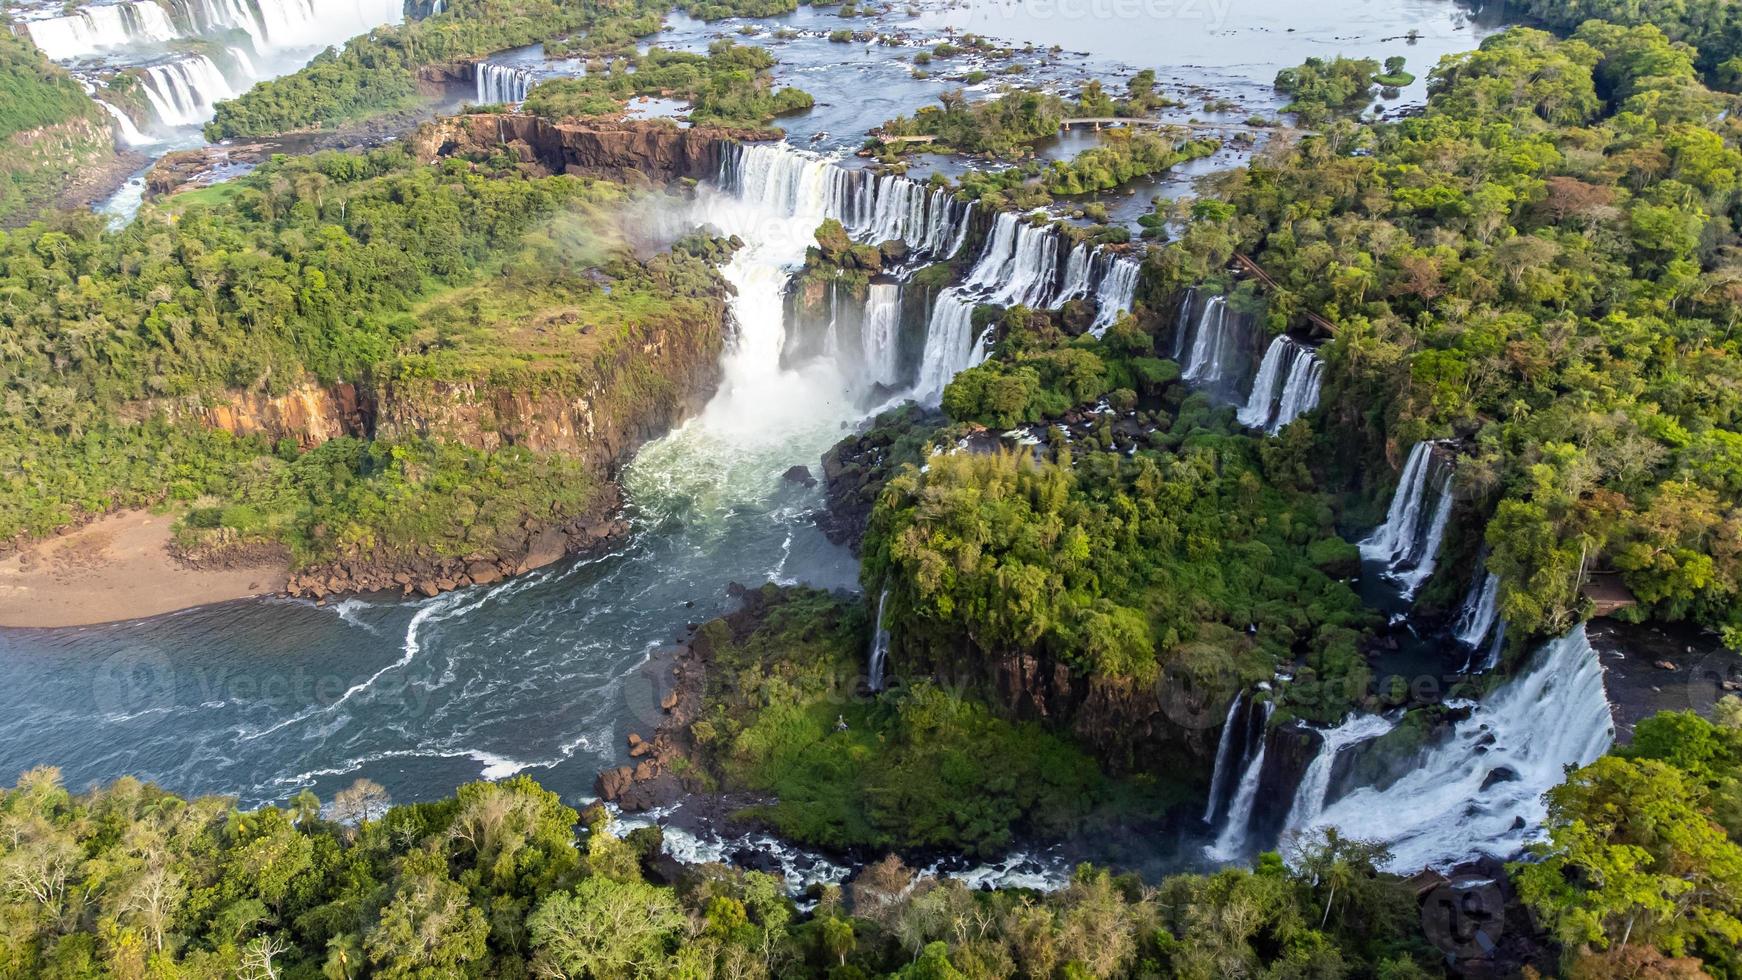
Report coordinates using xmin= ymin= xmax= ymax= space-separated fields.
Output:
xmin=411 ymin=115 xmax=782 ymax=182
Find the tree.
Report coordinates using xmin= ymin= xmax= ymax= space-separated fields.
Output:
xmin=528 ymin=877 xmax=686 ymax=979
xmin=366 ymin=852 xmax=490 ymax=978
xmin=332 ymin=778 xmax=391 ymax=826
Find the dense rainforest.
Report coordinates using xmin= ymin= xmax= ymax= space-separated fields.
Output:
xmin=0 ymin=146 xmax=731 ymax=578
xmin=853 ymin=18 xmax=1742 ymax=743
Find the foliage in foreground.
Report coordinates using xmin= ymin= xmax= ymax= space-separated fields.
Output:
xmin=685 ymin=587 xmax=1116 ymax=856
xmin=1517 ymin=699 xmax=1742 ymax=977
xmin=0 ymin=766 xmax=1454 ymax=978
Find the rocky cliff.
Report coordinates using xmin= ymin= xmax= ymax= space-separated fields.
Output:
xmin=373 ymin=296 xmax=724 ymax=478
xmin=411 ymin=115 xmax=779 ymax=183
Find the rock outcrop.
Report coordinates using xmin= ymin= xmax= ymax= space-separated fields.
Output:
xmin=411 ymin=115 xmax=779 ymax=183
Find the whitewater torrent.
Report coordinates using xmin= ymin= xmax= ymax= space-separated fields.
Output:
xmin=1237 ymin=336 xmax=1325 ymax=432
xmin=714 ymin=147 xmax=1146 ymax=404
xmin=1279 ymin=712 xmax=1400 ymax=837
xmin=861 ymin=283 xmax=903 ymax=388
xmin=1179 ymin=294 xmax=1240 ymax=389
xmin=476 ymin=62 xmax=534 ymax=105
xmin=1288 ymin=627 xmax=1613 ymax=871
xmin=139 ymin=56 xmax=238 ymax=128
xmin=1205 ymin=699 xmax=1272 ymax=860
xmin=867 ymin=586 xmax=891 ymax=690
xmin=23 ymin=0 xmax=404 ymax=135
xmin=1359 ymin=441 xmax=1454 ymax=599
xmin=1202 ymin=691 xmax=1247 ymax=824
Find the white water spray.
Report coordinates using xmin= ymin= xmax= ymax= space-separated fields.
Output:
xmin=1294 ymin=627 xmax=1613 ymax=871
xmin=1359 ymin=441 xmax=1454 ymax=599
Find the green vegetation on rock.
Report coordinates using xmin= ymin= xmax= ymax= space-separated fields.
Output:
xmin=523 ymin=41 xmax=813 ymax=126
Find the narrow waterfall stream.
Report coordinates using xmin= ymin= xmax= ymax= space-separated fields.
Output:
xmin=867 ymin=586 xmax=891 ymax=692
xmin=1204 ymin=700 xmax=1273 ymax=860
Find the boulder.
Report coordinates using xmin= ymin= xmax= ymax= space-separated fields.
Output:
xmin=783 ymin=464 xmax=817 ymax=488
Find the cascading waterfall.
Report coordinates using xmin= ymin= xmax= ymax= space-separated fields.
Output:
xmin=1290 ymin=626 xmax=1613 ymax=871
xmin=1057 ymin=243 xmax=1093 ymax=303
xmin=861 ymin=283 xmax=902 ymax=387
xmin=1202 ymin=691 xmax=1247 ymax=824
xmin=980 ymin=217 xmax=1060 ymax=309
xmin=867 ymin=587 xmax=891 ymax=690
xmin=21 ymin=1 xmax=179 ymax=60
xmin=475 ymin=62 xmax=534 ymax=105
xmin=1236 ymin=336 xmax=1324 ymax=433
xmin=1453 ymin=572 xmax=1501 ymax=649
xmin=1236 ymin=336 xmax=1292 ymax=429
xmin=719 ymin=144 xmax=971 ymax=264
xmin=94 ymin=98 xmax=152 ymax=146
xmin=912 ymin=292 xmax=976 ymax=401
xmin=1205 ymin=699 xmax=1273 ymax=860
xmin=1453 ymin=571 xmax=1506 ymax=672
xmin=716 ymin=143 xmax=1143 ymax=405
xmin=25 ymin=0 xmax=405 ymax=143
xmin=1272 ymin=343 xmax=1325 ymax=431
xmin=138 ymin=55 xmax=238 ymax=128
xmin=1359 ymin=441 xmax=1454 ymax=599
xmin=1279 ymin=713 xmax=1400 ymax=838
xmin=1180 ymin=295 xmax=1238 ymax=388
xmin=1089 ymin=256 xmax=1140 ymax=337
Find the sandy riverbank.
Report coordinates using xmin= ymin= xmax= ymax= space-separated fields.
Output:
xmin=0 ymin=511 xmax=286 ymax=629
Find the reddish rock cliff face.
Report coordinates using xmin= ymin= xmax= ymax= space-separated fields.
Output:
xmin=411 ymin=115 xmax=778 ymax=182
xmin=125 ymin=383 xmax=371 ymax=448
xmin=372 ymin=298 xmax=727 ymax=476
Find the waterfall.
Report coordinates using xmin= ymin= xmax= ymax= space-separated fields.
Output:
xmin=1453 ymin=572 xmax=1501 ymax=649
xmin=715 ymin=143 xmax=1140 ymax=404
xmin=94 ymin=99 xmax=153 ymax=146
xmin=1057 ymin=243 xmax=1093 ymax=303
xmin=138 ymin=56 xmax=238 ymax=128
xmin=1279 ymin=713 xmax=1400 ymax=837
xmin=25 ymin=0 xmax=405 ymax=134
xmin=1237 ymin=337 xmax=1325 ymax=433
xmin=861 ymin=283 xmax=902 ymax=387
xmin=475 ymin=62 xmax=534 ymax=105
xmin=22 ymin=2 xmax=179 ymax=60
xmin=1236 ymin=336 xmax=1291 ymax=429
xmin=1204 ymin=700 xmax=1273 ymax=860
xmin=1180 ymin=295 xmax=1238 ymax=388
xmin=1295 ymin=627 xmax=1613 ymax=871
xmin=1088 ymin=257 xmax=1140 ymax=337
xmin=719 ymin=143 xmax=971 ymax=264
xmin=1202 ymin=692 xmax=1246 ymax=824
xmin=867 ymin=587 xmax=891 ymax=690
xmin=1453 ymin=570 xmax=1506 ymax=673
xmin=912 ymin=292 xmax=976 ymax=402
xmin=982 ymin=220 xmax=1060 ymax=309
xmin=1271 ymin=344 xmax=1325 ymax=431
xmin=1359 ymin=441 xmax=1454 ymax=599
